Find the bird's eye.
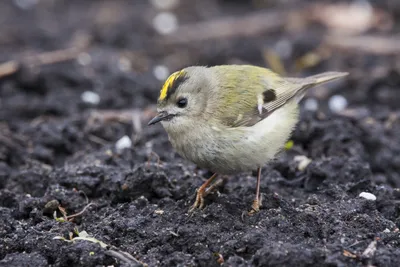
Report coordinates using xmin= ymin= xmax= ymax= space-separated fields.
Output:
xmin=176 ymin=97 xmax=188 ymax=108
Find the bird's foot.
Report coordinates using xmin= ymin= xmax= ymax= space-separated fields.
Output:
xmin=189 ymin=189 xmax=205 ymax=213
xmin=248 ymin=196 xmax=263 ymax=215
xmin=188 ymin=174 xmax=221 ymax=213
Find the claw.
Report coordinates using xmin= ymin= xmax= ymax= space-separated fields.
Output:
xmin=248 ymin=199 xmax=260 ymax=215
xmin=188 ymin=173 xmax=219 ymax=213
xmin=189 ymin=190 xmax=205 ymax=213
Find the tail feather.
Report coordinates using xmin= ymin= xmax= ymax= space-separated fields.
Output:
xmin=290 ymin=71 xmax=348 ymax=103
xmin=265 ymin=71 xmax=348 ymax=113
xmin=286 ymin=72 xmax=348 ymax=86
xmin=306 ymin=71 xmax=348 ymax=85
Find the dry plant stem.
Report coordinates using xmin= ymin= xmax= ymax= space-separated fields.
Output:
xmin=57 ymin=203 xmax=96 ymax=221
xmin=66 ymin=203 xmax=96 ymax=220
xmin=0 ymin=46 xmax=85 ymax=79
xmin=88 ymin=134 xmax=108 ymax=145
xmin=132 ymin=109 xmax=144 ymax=134
xmin=78 ymin=190 xmax=90 ymax=204
xmin=58 ymin=206 xmax=68 ymax=221
xmin=249 ymin=167 xmax=262 ymax=215
xmin=362 ymin=240 xmax=378 ymax=258
xmin=325 ymin=34 xmax=400 ymax=55
xmin=0 ymin=61 xmax=18 ymax=78
xmin=86 ymin=109 xmax=156 ymax=128
xmin=161 ymin=11 xmax=287 ymax=45
xmin=146 ymin=151 xmax=162 ymax=169
xmin=105 ymin=249 xmax=145 ymax=266
xmin=189 ymin=173 xmax=219 ymax=212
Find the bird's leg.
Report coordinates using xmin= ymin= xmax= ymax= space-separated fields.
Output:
xmin=189 ymin=173 xmax=218 ymax=212
xmin=204 ymin=178 xmax=224 ymax=196
xmin=249 ymin=167 xmax=262 ymax=215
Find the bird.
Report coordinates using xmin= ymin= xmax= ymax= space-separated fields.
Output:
xmin=148 ymin=65 xmax=348 ymax=214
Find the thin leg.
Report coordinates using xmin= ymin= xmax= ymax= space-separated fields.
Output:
xmin=189 ymin=173 xmax=218 ymax=213
xmin=249 ymin=167 xmax=262 ymax=215
xmin=204 ymin=178 xmax=224 ymax=196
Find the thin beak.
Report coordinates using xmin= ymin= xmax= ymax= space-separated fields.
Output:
xmin=148 ymin=111 xmax=172 ymax=125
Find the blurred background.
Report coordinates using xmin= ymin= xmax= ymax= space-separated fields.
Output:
xmin=0 ymin=0 xmax=399 ymax=121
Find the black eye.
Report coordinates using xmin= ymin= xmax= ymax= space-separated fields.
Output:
xmin=176 ymin=97 xmax=188 ymax=108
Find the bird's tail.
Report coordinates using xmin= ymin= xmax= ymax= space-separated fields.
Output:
xmin=288 ymin=71 xmax=348 ymax=103
xmin=306 ymin=72 xmax=349 ymax=85
xmin=287 ymin=72 xmax=348 ymax=86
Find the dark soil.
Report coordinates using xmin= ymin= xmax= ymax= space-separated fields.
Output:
xmin=1 ymin=0 xmax=400 ymax=266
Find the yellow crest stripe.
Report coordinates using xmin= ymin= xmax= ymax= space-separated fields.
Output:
xmin=159 ymin=70 xmax=185 ymax=101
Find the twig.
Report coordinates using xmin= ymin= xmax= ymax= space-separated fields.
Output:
xmin=325 ymin=34 xmax=400 ymax=55
xmin=78 ymin=190 xmax=90 ymax=204
xmin=65 ymin=203 xmax=96 ymax=220
xmin=0 ymin=61 xmax=18 ymax=78
xmin=0 ymin=33 xmax=90 ymax=79
xmin=105 ymin=248 xmax=146 ymax=266
xmin=86 ymin=109 xmax=153 ymax=129
xmin=54 ymin=229 xmax=146 ymax=266
xmin=146 ymin=151 xmax=162 ymax=169
xmin=160 ymin=10 xmax=288 ymax=45
xmin=362 ymin=240 xmax=377 ymax=258
xmin=88 ymin=134 xmax=109 ymax=146
xmin=132 ymin=109 xmax=143 ymax=134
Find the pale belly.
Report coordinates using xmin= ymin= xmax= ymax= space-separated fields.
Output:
xmin=167 ymin=104 xmax=299 ymax=174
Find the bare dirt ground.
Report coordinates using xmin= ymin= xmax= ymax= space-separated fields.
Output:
xmin=1 ymin=0 xmax=400 ymax=266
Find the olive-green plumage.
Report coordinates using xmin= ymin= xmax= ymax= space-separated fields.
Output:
xmin=149 ymin=64 xmax=348 ymax=212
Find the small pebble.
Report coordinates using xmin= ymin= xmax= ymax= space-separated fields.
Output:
xmin=153 ymin=65 xmax=170 ymax=81
xmin=14 ymin=0 xmax=38 ymax=9
xmin=329 ymin=95 xmax=348 ymax=113
xmin=115 ymin=135 xmax=132 ymax=151
xmin=153 ymin=12 xmax=178 ymax=35
xmin=150 ymin=0 xmax=179 ymax=10
xmin=154 ymin=209 xmax=164 ymax=215
xmin=304 ymin=98 xmax=319 ymax=111
xmin=77 ymin=52 xmax=92 ymax=66
xmin=43 ymin=200 xmax=60 ymax=215
xmin=118 ymin=57 xmax=132 ymax=72
xmin=359 ymin=192 xmax=376 ymax=201
xmin=294 ymin=155 xmax=312 ymax=171
xmin=383 ymin=228 xmax=390 ymax=233
xmin=81 ymin=91 xmax=100 ymax=105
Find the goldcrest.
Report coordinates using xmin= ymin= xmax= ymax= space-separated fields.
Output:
xmin=148 ymin=65 xmax=347 ymax=214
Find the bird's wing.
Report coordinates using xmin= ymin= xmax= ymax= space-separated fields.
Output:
xmin=218 ymin=78 xmax=305 ymax=128
xmin=215 ymin=70 xmax=348 ymax=127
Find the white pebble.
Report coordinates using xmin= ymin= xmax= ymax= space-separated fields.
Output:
xmin=115 ymin=136 xmax=132 ymax=151
xmin=150 ymin=0 xmax=179 ymax=10
xmin=303 ymin=98 xmax=319 ymax=111
xmin=118 ymin=57 xmax=132 ymax=72
xmin=154 ymin=209 xmax=164 ymax=215
xmin=81 ymin=91 xmax=100 ymax=105
xmin=359 ymin=192 xmax=376 ymax=201
xmin=294 ymin=155 xmax=312 ymax=171
xmin=329 ymin=95 xmax=348 ymax=113
xmin=383 ymin=228 xmax=390 ymax=233
xmin=153 ymin=65 xmax=170 ymax=81
xmin=153 ymin=12 xmax=178 ymax=35
xmin=77 ymin=52 xmax=92 ymax=66
xmin=14 ymin=0 xmax=38 ymax=9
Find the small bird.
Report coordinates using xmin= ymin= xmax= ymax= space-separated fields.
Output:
xmin=148 ymin=65 xmax=347 ymax=214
